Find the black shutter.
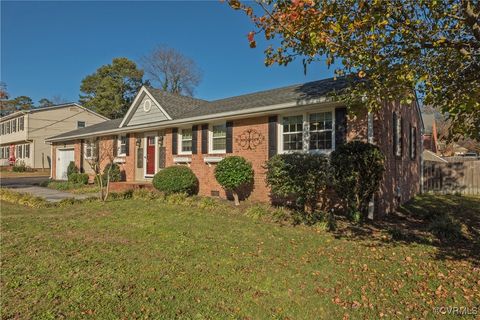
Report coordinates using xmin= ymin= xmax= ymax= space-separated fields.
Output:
xmin=201 ymin=124 xmax=208 ymax=154
xmin=268 ymin=115 xmax=278 ymax=158
xmin=335 ymin=107 xmax=347 ymax=147
xmin=113 ymin=136 xmax=118 ymax=157
xmin=125 ymin=133 xmax=130 ymax=156
xmin=393 ymin=112 xmax=397 ymax=156
xmin=172 ymin=128 xmax=178 ymax=155
xmin=191 ymin=125 xmax=198 ymax=154
xmin=226 ymin=121 xmax=233 ymax=153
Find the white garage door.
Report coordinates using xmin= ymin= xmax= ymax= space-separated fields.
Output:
xmin=56 ymin=149 xmax=74 ymax=181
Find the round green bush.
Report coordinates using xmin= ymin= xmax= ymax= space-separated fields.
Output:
xmin=152 ymin=166 xmax=198 ymax=195
xmin=214 ymin=156 xmax=254 ymax=205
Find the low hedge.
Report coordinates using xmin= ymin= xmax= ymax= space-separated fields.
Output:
xmin=152 ymin=166 xmax=198 ymax=195
xmin=68 ymin=173 xmax=89 ymax=185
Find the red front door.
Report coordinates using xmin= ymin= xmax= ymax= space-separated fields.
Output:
xmin=146 ymin=136 xmax=155 ymax=175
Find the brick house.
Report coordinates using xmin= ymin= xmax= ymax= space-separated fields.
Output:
xmin=46 ymin=77 xmax=423 ymax=216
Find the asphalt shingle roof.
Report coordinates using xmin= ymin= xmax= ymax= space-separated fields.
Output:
xmin=147 ymin=87 xmax=208 ymax=119
xmin=47 ymin=77 xmax=350 ymax=141
xmin=177 ymin=76 xmax=349 ymax=119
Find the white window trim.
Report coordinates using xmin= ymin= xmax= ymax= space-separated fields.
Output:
xmin=84 ymin=140 xmax=95 ymax=160
xmin=178 ymin=127 xmax=193 ymax=155
xmin=117 ymin=134 xmax=127 ymax=157
xmin=208 ymin=122 xmax=227 ymax=154
xmin=278 ymin=109 xmax=335 ymax=155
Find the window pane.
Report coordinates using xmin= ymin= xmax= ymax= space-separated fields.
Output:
xmin=213 ymin=124 xmax=226 ymax=138
xmin=310 ymin=112 xmax=332 ymax=131
xmin=182 ymin=140 xmax=192 ymax=152
xmin=213 ymin=137 xmax=226 ymax=151
xmin=182 ymin=129 xmax=192 ymax=140
xmin=309 ymin=131 xmax=333 ymax=150
xmin=283 ymin=133 xmax=303 ymax=151
xmin=181 ymin=129 xmax=192 ymax=152
xmin=283 ymin=115 xmax=303 ymax=133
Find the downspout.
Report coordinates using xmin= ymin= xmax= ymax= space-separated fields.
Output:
xmin=367 ymin=111 xmax=375 ymax=220
xmin=48 ymin=142 xmax=53 ymax=179
xmin=420 ymin=126 xmax=424 ymax=194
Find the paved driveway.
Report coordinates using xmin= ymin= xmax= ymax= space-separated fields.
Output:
xmin=1 ymin=176 xmax=50 ymax=188
xmin=1 ymin=176 xmax=95 ymax=202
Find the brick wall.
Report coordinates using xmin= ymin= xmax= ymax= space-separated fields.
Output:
xmin=374 ymin=101 xmax=421 ymax=216
xmin=50 ymin=104 xmax=421 ymax=217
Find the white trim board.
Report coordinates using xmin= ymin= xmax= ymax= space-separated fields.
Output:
xmin=120 ymin=87 xmax=172 ymax=128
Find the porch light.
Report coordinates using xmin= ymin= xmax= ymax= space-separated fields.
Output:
xmin=136 ymin=138 xmax=141 ymax=147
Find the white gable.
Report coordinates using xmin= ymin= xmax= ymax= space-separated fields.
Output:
xmin=120 ymin=87 xmax=171 ymax=127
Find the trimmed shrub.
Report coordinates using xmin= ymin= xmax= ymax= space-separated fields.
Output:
xmin=68 ymin=173 xmax=89 ymax=185
xmin=214 ymin=156 xmax=254 ymax=206
xmin=102 ymin=163 xmax=122 ymax=183
xmin=265 ymin=153 xmax=330 ymax=214
xmin=152 ymin=166 xmax=198 ymax=195
xmin=67 ymin=161 xmax=79 ymax=178
xmin=330 ymin=141 xmax=385 ymax=220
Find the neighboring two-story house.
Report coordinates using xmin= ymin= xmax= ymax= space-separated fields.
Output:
xmin=0 ymin=103 xmax=108 ymax=169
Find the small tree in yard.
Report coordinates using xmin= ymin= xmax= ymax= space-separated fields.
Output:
xmin=330 ymin=141 xmax=385 ymax=221
xmin=265 ymin=153 xmax=329 ymax=214
xmin=215 ymin=156 xmax=254 ymax=206
xmin=85 ymin=139 xmax=115 ymax=202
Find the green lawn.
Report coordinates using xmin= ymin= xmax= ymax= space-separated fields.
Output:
xmin=1 ymin=195 xmax=479 ymax=319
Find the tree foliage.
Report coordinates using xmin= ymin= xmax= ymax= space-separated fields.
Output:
xmin=229 ymin=0 xmax=480 ymax=140
xmin=330 ymin=141 xmax=385 ymax=220
xmin=141 ymin=46 xmax=202 ymax=96
xmin=38 ymin=98 xmax=54 ymax=108
xmin=11 ymin=96 xmax=34 ymax=110
xmin=265 ymin=153 xmax=330 ymax=213
xmin=214 ymin=156 xmax=254 ymax=205
xmin=80 ymin=57 xmax=144 ymax=119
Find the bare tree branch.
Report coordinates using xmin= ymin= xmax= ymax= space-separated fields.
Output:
xmin=141 ymin=46 xmax=202 ymax=96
